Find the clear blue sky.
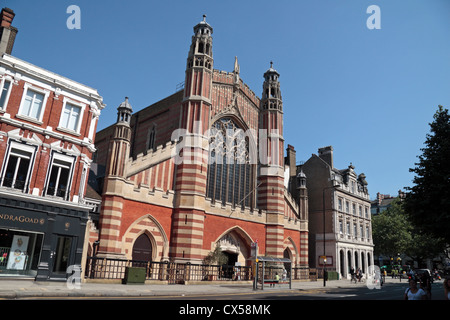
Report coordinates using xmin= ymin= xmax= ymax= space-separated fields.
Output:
xmin=3 ymin=0 xmax=450 ymax=199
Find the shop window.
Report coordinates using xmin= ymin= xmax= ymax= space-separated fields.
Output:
xmin=44 ymin=153 xmax=75 ymax=200
xmin=1 ymin=143 xmax=35 ymax=192
xmin=0 ymin=229 xmax=44 ymax=277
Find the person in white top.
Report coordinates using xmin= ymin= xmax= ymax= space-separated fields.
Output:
xmin=404 ymin=279 xmax=427 ymax=300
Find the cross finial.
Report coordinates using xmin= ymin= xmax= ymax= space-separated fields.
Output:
xmin=203 ymin=14 xmax=207 ymax=22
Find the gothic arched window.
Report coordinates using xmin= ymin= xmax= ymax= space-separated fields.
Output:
xmin=206 ymin=117 xmax=255 ymax=209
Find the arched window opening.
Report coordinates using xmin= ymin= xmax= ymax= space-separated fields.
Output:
xmin=198 ymin=42 xmax=204 ymax=54
xmin=206 ymin=118 xmax=255 ymax=209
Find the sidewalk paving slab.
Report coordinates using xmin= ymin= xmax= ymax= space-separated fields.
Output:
xmin=0 ymin=277 xmax=397 ymax=299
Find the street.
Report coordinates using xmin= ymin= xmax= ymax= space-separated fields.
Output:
xmin=6 ymin=279 xmax=445 ymax=319
xmin=140 ymin=280 xmax=445 ymax=300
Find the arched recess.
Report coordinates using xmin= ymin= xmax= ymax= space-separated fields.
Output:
xmin=122 ymin=214 xmax=169 ymax=261
xmin=132 ymin=233 xmax=153 ymax=262
xmin=283 ymin=237 xmax=299 ymax=266
xmin=339 ymin=249 xmax=346 ymax=278
xmin=212 ymin=226 xmax=254 ymax=266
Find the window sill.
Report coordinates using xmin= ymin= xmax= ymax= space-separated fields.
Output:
xmin=16 ymin=114 xmax=43 ymax=126
xmin=56 ymin=126 xmax=81 ymax=137
xmin=43 ymin=194 xmax=70 ymax=202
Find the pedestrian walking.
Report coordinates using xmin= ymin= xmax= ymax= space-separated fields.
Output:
xmin=419 ymin=271 xmax=432 ymax=300
xmin=404 ymin=279 xmax=427 ymax=300
xmin=444 ymin=277 xmax=450 ymax=300
xmin=356 ymin=268 xmax=362 ymax=282
xmin=350 ymin=267 xmax=356 ymax=283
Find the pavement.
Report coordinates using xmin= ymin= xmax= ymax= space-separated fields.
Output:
xmin=0 ymin=276 xmax=397 ymax=299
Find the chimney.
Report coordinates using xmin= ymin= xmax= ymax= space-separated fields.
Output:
xmin=286 ymin=144 xmax=297 ymax=177
xmin=377 ymin=192 xmax=384 ymax=205
xmin=318 ymin=146 xmax=333 ymax=168
xmin=0 ymin=7 xmax=17 ymax=55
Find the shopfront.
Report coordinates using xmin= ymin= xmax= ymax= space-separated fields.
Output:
xmin=0 ymin=194 xmax=89 ymax=281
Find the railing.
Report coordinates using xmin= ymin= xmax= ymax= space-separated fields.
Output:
xmin=85 ymin=257 xmax=318 ymax=283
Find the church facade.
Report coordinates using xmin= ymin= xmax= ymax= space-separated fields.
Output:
xmin=89 ymin=16 xmax=309 ymax=268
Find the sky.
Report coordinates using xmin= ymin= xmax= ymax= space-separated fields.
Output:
xmin=2 ymin=0 xmax=450 ymax=200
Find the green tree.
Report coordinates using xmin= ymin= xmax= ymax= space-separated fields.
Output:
xmin=372 ymin=199 xmax=412 ymax=258
xmin=202 ymin=243 xmax=228 ymax=265
xmin=404 ymin=232 xmax=446 ymax=267
xmin=373 ymin=198 xmax=445 ymax=266
xmin=405 ymin=105 xmax=450 ymax=243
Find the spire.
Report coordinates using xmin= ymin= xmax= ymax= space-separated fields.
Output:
xmin=234 ymin=56 xmax=240 ymax=74
xmin=261 ymin=61 xmax=282 ymax=110
xmin=233 ymin=56 xmax=240 ymax=85
xmin=193 ymin=14 xmax=213 ymax=36
xmin=116 ymin=97 xmax=133 ymax=124
xmin=264 ymin=61 xmax=280 ymax=81
xmin=186 ymin=15 xmax=213 ymax=70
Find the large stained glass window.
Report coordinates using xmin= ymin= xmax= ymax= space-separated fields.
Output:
xmin=206 ymin=118 xmax=255 ymax=209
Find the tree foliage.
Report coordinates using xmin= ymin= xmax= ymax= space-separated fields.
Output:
xmin=202 ymin=243 xmax=228 ymax=265
xmin=404 ymin=105 xmax=450 ymax=243
xmin=372 ymin=199 xmax=412 ymax=257
xmin=373 ymin=198 xmax=445 ymax=264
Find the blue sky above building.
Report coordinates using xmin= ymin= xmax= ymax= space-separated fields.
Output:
xmin=3 ymin=0 xmax=450 ymax=199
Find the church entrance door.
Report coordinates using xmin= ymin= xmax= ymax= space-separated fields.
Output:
xmin=132 ymin=233 xmax=153 ymax=262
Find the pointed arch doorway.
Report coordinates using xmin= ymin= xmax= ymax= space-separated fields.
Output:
xmin=132 ymin=233 xmax=153 ymax=262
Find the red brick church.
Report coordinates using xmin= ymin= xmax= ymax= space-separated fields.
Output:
xmin=88 ymin=16 xmax=309 ymax=269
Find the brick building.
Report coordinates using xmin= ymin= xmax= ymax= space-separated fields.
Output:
xmin=89 ymin=16 xmax=309 ymax=269
xmin=0 ymin=7 xmax=104 ymax=280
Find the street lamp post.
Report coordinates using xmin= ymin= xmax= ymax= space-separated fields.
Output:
xmin=322 ymin=182 xmax=340 ymax=287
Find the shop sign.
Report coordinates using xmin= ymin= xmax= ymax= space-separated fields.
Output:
xmin=0 ymin=207 xmax=47 ymax=232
